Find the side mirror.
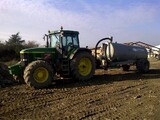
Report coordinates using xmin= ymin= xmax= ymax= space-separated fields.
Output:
xmin=43 ymin=35 xmax=45 ymax=41
xmin=43 ymin=34 xmax=48 ymax=41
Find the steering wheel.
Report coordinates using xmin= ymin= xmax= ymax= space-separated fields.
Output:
xmin=67 ymin=42 xmax=73 ymax=51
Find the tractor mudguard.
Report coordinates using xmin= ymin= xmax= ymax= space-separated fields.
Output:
xmin=69 ymin=48 xmax=92 ymax=60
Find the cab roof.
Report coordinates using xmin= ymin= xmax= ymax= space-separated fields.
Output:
xmin=49 ymin=30 xmax=79 ymax=35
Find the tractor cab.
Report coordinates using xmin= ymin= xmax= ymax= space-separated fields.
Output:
xmin=45 ymin=27 xmax=80 ymax=56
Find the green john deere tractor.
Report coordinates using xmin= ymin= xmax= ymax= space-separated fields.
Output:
xmin=9 ymin=27 xmax=95 ymax=88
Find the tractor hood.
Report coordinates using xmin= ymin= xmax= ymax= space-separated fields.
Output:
xmin=20 ymin=48 xmax=55 ymax=54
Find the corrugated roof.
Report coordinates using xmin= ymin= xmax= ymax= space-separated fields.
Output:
xmin=155 ymin=45 xmax=160 ymax=48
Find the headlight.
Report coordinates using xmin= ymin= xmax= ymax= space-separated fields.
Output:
xmin=22 ymin=59 xmax=27 ymax=62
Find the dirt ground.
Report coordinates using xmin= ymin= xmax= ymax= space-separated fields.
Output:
xmin=0 ymin=59 xmax=160 ymax=120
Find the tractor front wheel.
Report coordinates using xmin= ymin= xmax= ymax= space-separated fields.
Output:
xmin=70 ymin=52 xmax=95 ymax=81
xmin=24 ymin=60 xmax=53 ymax=88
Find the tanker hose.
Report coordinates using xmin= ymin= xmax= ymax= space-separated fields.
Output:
xmin=95 ymin=37 xmax=113 ymax=61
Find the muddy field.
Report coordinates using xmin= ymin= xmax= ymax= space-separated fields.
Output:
xmin=0 ymin=59 xmax=160 ymax=120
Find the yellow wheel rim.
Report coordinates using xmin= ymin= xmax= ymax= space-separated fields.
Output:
xmin=78 ymin=57 xmax=92 ymax=76
xmin=33 ymin=67 xmax=49 ymax=83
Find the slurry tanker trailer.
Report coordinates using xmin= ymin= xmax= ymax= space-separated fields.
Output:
xmin=95 ymin=37 xmax=149 ymax=72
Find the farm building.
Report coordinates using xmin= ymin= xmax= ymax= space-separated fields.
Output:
xmin=151 ymin=44 xmax=160 ymax=59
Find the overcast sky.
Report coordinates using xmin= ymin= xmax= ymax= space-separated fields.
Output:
xmin=0 ymin=0 xmax=160 ymax=47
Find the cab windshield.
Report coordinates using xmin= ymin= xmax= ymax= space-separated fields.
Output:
xmin=51 ymin=34 xmax=60 ymax=48
xmin=50 ymin=33 xmax=79 ymax=48
xmin=62 ymin=34 xmax=79 ymax=48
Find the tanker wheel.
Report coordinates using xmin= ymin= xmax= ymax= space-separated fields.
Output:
xmin=136 ymin=59 xmax=149 ymax=73
xmin=122 ymin=65 xmax=130 ymax=71
xmin=24 ymin=60 xmax=53 ymax=88
xmin=70 ymin=52 xmax=95 ymax=81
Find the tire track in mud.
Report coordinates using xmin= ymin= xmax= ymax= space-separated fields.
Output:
xmin=1 ymin=62 xmax=160 ymax=120
xmin=66 ymin=81 xmax=149 ymax=120
xmin=0 ymin=79 xmax=150 ymax=119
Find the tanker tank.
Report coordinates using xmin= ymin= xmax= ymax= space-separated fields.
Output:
xmin=105 ymin=42 xmax=148 ymax=62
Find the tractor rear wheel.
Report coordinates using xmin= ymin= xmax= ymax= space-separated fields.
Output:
xmin=70 ymin=52 xmax=95 ymax=81
xmin=24 ymin=60 xmax=53 ymax=88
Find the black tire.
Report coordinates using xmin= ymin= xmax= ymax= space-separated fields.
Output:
xmin=0 ymin=63 xmax=11 ymax=77
xmin=70 ymin=52 xmax=95 ymax=81
xmin=136 ymin=59 xmax=150 ymax=73
xmin=122 ymin=65 xmax=130 ymax=71
xmin=96 ymin=59 xmax=101 ymax=69
xmin=23 ymin=60 xmax=53 ymax=88
xmin=0 ymin=63 xmax=15 ymax=84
